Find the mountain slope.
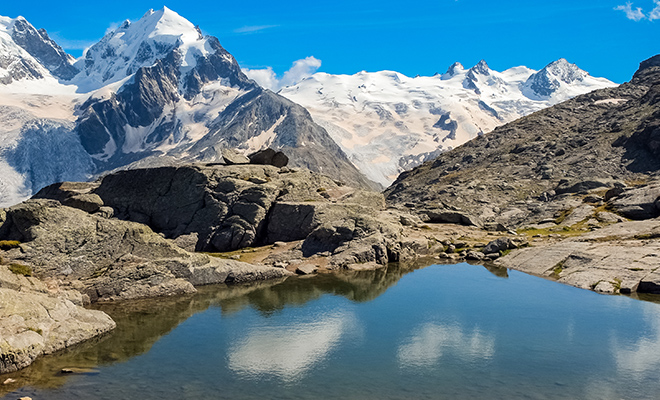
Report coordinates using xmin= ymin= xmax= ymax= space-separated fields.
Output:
xmin=384 ymin=54 xmax=660 ymax=229
xmin=280 ymin=59 xmax=616 ymax=186
xmin=0 ymin=8 xmax=374 ymax=207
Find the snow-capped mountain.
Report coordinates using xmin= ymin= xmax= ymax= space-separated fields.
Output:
xmin=0 ymin=8 xmax=372 ymax=207
xmin=280 ymin=59 xmax=616 ymax=187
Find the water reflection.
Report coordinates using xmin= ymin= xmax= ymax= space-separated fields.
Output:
xmin=228 ymin=311 xmax=357 ymax=382
xmin=0 ymin=263 xmax=417 ymax=394
xmin=397 ymin=322 xmax=495 ymax=368
xmin=5 ymin=263 xmax=660 ymax=400
xmin=613 ymin=302 xmax=660 ymax=379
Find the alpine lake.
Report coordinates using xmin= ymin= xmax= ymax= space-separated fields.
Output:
xmin=3 ymin=261 xmax=660 ymax=400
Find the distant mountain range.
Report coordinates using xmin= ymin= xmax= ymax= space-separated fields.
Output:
xmin=0 ymin=7 xmax=617 ymax=206
xmin=280 ymin=60 xmax=616 ymax=187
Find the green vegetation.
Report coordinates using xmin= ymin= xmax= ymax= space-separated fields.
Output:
xmin=500 ymin=249 xmax=512 ymax=257
xmin=633 ymin=233 xmax=660 ymax=240
xmin=612 ymin=278 xmax=622 ymax=292
xmin=517 ymin=226 xmax=583 ymax=238
xmin=91 ymin=266 xmax=110 ymax=278
xmin=554 ymin=208 xmax=574 ymax=225
xmin=316 ymin=187 xmax=327 ymax=192
xmin=27 ymin=327 xmax=43 ymax=335
xmin=552 ymin=260 xmax=565 ymax=278
xmin=0 ymin=240 xmax=21 ymax=250
xmin=9 ymin=263 xmax=32 ymax=277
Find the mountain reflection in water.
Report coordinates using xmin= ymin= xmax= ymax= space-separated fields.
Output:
xmin=0 ymin=261 xmax=434 ymax=393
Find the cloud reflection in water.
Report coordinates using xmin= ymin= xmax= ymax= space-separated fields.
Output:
xmin=613 ymin=302 xmax=660 ymax=379
xmin=397 ymin=322 xmax=495 ymax=368
xmin=227 ymin=311 xmax=356 ymax=382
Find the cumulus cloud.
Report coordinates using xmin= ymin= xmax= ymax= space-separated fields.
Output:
xmin=615 ymin=0 xmax=660 ymax=21
xmin=243 ymin=56 xmax=322 ymax=91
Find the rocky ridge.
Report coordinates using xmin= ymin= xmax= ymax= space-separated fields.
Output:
xmin=386 ymin=55 xmax=660 ymax=230
xmin=386 ymin=54 xmax=660 ymax=296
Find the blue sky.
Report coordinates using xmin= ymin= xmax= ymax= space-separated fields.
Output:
xmin=1 ymin=0 xmax=657 ymax=83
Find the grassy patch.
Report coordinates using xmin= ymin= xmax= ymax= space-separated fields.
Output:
xmin=633 ymin=233 xmax=660 ymax=240
xmin=552 ymin=260 xmax=565 ymax=278
xmin=91 ymin=266 xmax=110 ymax=278
xmin=625 ymin=178 xmax=648 ymax=187
xmin=0 ymin=240 xmax=21 ymax=250
xmin=27 ymin=327 xmax=43 ymax=335
xmin=8 ymin=263 xmax=32 ymax=277
xmin=500 ymin=249 xmax=513 ymax=257
xmin=517 ymin=226 xmax=583 ymax=238
xmin=611 ymin=278 xmax=622 ymax=292
xmin=554 ymin=208 xmax=574 ymax=225
xmin=316 ymin=187 xmax=327 ymax=192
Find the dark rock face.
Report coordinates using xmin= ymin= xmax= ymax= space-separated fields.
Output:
xmin=610 ymin=182 xmax=660 ymax=220
xmin=32 ymin=164 xmax=401 ymax=269
xmin=10 ymin=18 xmax=79 ymax=80
xmin=248 ymin=148 xmax=289 ymax=167
xmin=483 ymin=238 xmax=515 ymax=255
xmin=190 ymin=88 xmax=376 ymax=189
xmin=386 ymin=54 xmax=660 ymax=229
xmin=0 ymin=198 xmax=290 ymax=303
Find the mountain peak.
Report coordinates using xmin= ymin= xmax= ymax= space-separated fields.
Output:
xmin=471 ymin=59 xmax=490 ymax=75
xmin=441 ymin=62 xmax=465 ymax=80
xmin=540 ymin=58 xmax=587 ymax=83
xmin=0 ymin=14 xmax=78 ymax=82
xmin=522 ymin=58 xmax=594 ymax=99
xmin=76 ymin=7 xmax=207 ymax=90
xmin=133 ymin=6 xmax=198 ymax=42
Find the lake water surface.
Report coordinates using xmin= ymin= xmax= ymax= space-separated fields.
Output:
xmin=3 ymin=263 xmax=660 ymax=399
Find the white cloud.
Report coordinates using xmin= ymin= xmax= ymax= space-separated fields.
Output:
xmin=615 ymin=2 xmax=646 ymax=20
xmin=397 ymin=322 xmax=495 ymax=369
xmin=615 ymin=0 xmax=660 ymax=20
xmin=233 ymin=25 xmax=278 ymax=34
xmin=650 ymin=0 xmax=660 ymax=19
xmin=243 ymin=67 xmax=279 ymax=90
xmin=243 ymin=56 xmax=322 ymax=91
xmin=227 ymin=311 xmax=356 ymax=382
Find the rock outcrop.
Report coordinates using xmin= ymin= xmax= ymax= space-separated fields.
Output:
xmin=0 ymin=265 xmax=115 ymax=374
xmin=497 ymin=219 xmax=660 ymax=295
xmin=385 ymin=54 xmax=660 ymax=231
xmin=33 ymin=163 xmax=404 ymax=270
xmin=0 ymin=198 xmax=290 ymax=302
